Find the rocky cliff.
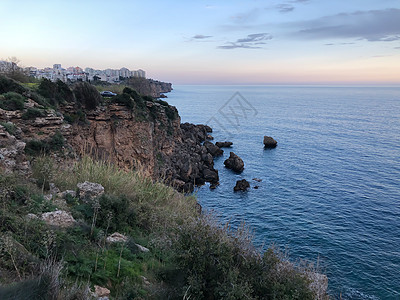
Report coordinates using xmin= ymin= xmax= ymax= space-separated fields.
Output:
xmin=122 ymin=77 xmax=173 ymax=98
xmin=0 ymin=78 xmax=217 ymax=192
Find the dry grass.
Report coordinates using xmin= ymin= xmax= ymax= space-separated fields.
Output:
xmin=53 ymin=155 xmax=198 ymax=232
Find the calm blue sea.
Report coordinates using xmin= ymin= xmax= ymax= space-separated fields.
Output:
xmin=166 ymin=85 xmax=400 ymax=300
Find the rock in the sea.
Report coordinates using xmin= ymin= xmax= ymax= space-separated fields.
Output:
xmin=224 ymin=152 xmax=244 ymax=172
xmin=234 ymin=179 xmax=250 ymax=192
xmin=204 ymin=141 xmax=223 ymax=157
xmin=77 ymin=181 xmax=104 ymax=203
xmin=203 ymin=168 xmax=219 ymax=184
xmin=210 ymin=182 xmax=219 ymax=189
xmin=252 ymin=178 xmax=262 ymax=182
xmin=263 ymin=136 xmax=277 ymax=148
xmin=41 ymin=210 xmax=76 ymax=228
xmin=215 ymin=141 xmax=233 ymax=148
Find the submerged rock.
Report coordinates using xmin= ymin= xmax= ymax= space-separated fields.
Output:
xmin=224 ymin=152 xmax=244 ymax=172
xmin=263 ymin=136 xmax=277 ymax=148
xmin=234 ymin=179 xmax=250 ymax=192
xmin=215 ymin=141 xmax=233 ymax=148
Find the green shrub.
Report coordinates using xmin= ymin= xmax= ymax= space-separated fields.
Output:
xmin=123 ymin=87 xmax=145 ymax=108
xmin=63 ymin=109 xmax=86 ymax=124
xmin=38 ymin=79 xmax=75 ymax=106
xmin=73 ymin=82 xmax=101 ymax=110
xmin=0 ymin=92 xmax=25 ymax=110
xmin=175 ymin=217 xmax=315 ymax=299
xmin=96 ymin=194 xmax=136 ymax=233
xmin=31 ymin=156 xmax=55 ymax=191
xmin=0 ymin=75 xmax=26 ymax=94
xmin=25 ymin=132 xmax=64 ymax=156
xmin=21 ymin=107 xmax=46 ymax=120
xmin=38 ymin=78 xmax=58 ymax=105
xmin=56 ymin=80 xmax=75 ymax=103
xmin=165 ymin=106 xmax=177 ymax=120
xmin=0 ymin=122 xmax=17 ymax=135
xmin=113 ymin=93 xmax=134 ymax=109
xmin=0 ymin=75 xmax=49 ymax=108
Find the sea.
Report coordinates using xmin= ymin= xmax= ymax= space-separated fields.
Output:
xmin=166 ymin=85 xmax=400 ymax=300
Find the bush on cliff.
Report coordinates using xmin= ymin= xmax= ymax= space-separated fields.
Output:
xmin=0 ymin=75 xmax=50 ymax=108
xmin=38 ymin=79 xmax=75 ymax=106
xmin=73 ymin=81 xmax=101 ymax=110
xmin=112 ymin=92 xmax=134 ymax=109
xmin=21 ymin=107 xmax=46 ymax=120
xmin=0 ymin=75 xmax=26 ymax=95
xmin=0 ymin=91 xmax=25 ymax=111
xmin=24 ymin=132 xmax=65 ymax=156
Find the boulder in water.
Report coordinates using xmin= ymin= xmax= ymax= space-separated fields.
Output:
xmin=224 ymin=152 xmax=244 ymax=172
xmin=215 ymin=141 xmax=233 ymax=148
xmin=234 ymin=179 xmax=250 ymax=192
xmin=263 ymin=136 xmax=277 ymax=148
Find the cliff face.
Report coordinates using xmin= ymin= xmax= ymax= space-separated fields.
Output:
xmin=122 ymin=77 xmax=172 ymax=98
xmin=62 ymin=101 xmax=218 ymax=192
xmin=1 ymin=94 xmax=218 ymax=192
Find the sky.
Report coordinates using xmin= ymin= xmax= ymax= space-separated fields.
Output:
xmin=1 ymin=0 xmax=400 ymax=85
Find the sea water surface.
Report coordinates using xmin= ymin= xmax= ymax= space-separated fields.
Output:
xmin=166 ymin=85 xmax=400 ymax=300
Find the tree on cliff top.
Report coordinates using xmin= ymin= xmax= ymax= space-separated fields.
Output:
xmin=73 ymin=82 xmax=101 ymax=110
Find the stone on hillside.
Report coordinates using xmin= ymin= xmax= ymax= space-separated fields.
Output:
xmin=263 ymin=136 xmax=277 ymax=148
xmin=224 ymin=152 xmax=244 ymax=172
xmin=77 ymin=181 xmax=104 ymax=203
xmin=135 ymin=243 xmax=150 ymax=253
xmin=41 ymin=210 xmax=76 ymax=228
xmin=215 ymin=141 xmax=233 ymax=148
xmin=49 ymin=183 xmax=60 ymax=195
xmin=234 ymin=179 xmax=250 ymax=192
xmin=26 ymin=213 xmax=38 ymax=220
xmin=57 ymin=190 xmax=77 ymax=199
xmin=106 ymin=232 xmax=128 ymax=243
xmin=94 ymin=285 xmax=111 ymax=298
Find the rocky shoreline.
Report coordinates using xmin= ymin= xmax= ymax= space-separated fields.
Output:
xmin=0 ymin=75 xmax=281 ymax=195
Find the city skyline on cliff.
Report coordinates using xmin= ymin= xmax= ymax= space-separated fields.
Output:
xmin=1 ymin=0 xmax=399 ymax=85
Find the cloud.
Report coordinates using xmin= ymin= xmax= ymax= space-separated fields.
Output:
xmin=218 ymin=33 xmax=272 ymax=49
xmin=276 ymin=4 xmax=294 ymax=13
xmin=291 ymin=8 xmax=400 ymax=42
xmin=230 ymin=8 xmax=261 ymax=24
xmin=192 ymin=35 xmax=213 ymax=39
xmin=394 ymin=46 xmax=400 ymax=49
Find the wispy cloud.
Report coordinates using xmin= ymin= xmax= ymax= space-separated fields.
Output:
xmin=218 ymin=33 xmax=272 ymax=49
xmin=291 ymin=8 xmax=400 ymax=42
xmin=276 ymin=4 xmax=294 ymax=13
xmin=192 ymin=35 xmax=213 ymax=39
